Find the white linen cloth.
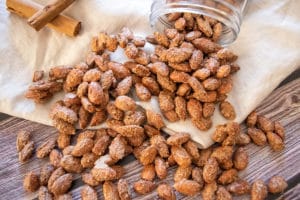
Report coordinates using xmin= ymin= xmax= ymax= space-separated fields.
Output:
xmin=0 ymin=0 xmax=299 ymax=148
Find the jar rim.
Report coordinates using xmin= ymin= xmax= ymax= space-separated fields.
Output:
xmin=150 ymin=1 xmax=243 ymax=45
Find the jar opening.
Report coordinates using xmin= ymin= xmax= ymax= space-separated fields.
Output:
xmin=150 ymin=1 xmax=242 ymax=46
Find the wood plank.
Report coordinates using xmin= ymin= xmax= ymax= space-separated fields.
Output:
xmin=0 ymin=79 xmax=299 ymax=200
xmin=277 ymin=183 xmax=300 ymax=200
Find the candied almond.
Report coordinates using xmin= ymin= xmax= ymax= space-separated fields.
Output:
xmin=251 ymin=179 xmax=268 ymax=200
xmin=157 ymin=183 xmax=176 ymax=200
xmin=167 ymin=132 xmax=190 ymax=146
xmin=268 ymin=176 xmax=287 ymax=194
xmin=203 ymin=157 xmax=219 ymax=183
xmin=23 ymin=171 xmax=40 ymax=192
xmin=118 ymin=179 xmax=131 ymax=200
xmin=16 ymin=130 xmax=31 ymax=152
xmin=227 ymin=179 xmax=250 ymax=195
xmin=174 ymin=179 xmax=201 ymax=196
xmin=133 ymin=180 xmax=156 ymax=195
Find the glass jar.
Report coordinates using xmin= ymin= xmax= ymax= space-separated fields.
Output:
xmin=150 ymin=0 xmax=248 ymax=45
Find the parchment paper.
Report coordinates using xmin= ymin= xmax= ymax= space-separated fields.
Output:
xmin=0 ymin=0 xmax=299 ymax=148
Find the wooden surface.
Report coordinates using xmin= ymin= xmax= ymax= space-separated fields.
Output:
xmin=0 ymin=77 xmax=299 ymax=199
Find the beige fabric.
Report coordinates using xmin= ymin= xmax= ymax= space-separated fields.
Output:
xmin=0 ymin=0 xmax=299 ymax=148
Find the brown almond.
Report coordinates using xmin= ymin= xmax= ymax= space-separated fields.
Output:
xmin=220 ymin=101 xmax=236 ymax=120
xmin=203 ymin=157 xmax=219 ymax=183
xmin=91 ymin=166 xmax=117 ymax=182
xmin=57 ymin=133 xmax=71 ymax=149
xmin=60 ymin=155 xmax=83 ymax=173
xmin=109 ymin=135 xmax=128 ymax=161
xmin=103 ymin=181 xmax=121 ymax=200
xmin=203 ymin=78 xmax=221 ymax=91
xmin=157 ymin=74 xmax=177 ymax=92
xmin=139 ymin=146 xmax=157 ymax=165
xmin=268 ymin=176 xmax=288 ymax=194
xmin=158 ymin=91 xmax=175 ymax=112
xmin=135 ymin=83 xmax=151 ymax=101
xmin=248 ymin=128 xmax=267 ymax=146
xmin=124 ymin=111 xmax=146 ymax=126
xmin=195 ymin=147 xmax=212 ymax=167
xmin=174 ymin=179 xmax=201 ymax=196
xmin=192 ymin=38 xmax=221 ymax=54
xmin=227 ymin=179 xmax=250 ymax=195
xmin=191 ymin=117 xmax=212 ymax=131
xmin=142 ymin=77 xmax=160 ymax=96
xmin=163 ymin=110 xmax=179 ymax=122
xmin=38 ymin=186 xmax=53 ymax=200
xmin=144 ymin=124 xmax=161 ymax=137
xmin=155 ymin=157 xmax=168 ymax=180
xmin=183 ymin=140 xmax=200 ymax=161
xmin=216 ymin=186 xmax=232 ymax=200
xmin=108 ymin=61 xmax=131 ymax=79
xmin=23 ymin=171 xmax=40 ymax=192
xmin=133 ymin=180 xmax=156 ymax=195
xmin=115 ymin=96 xmax=136 ymax=111
xmin=176 ymin=83 xmax=191 ymax=97
xmin=16 ymin=130 xmax=31 ymax=152
xmin=201 ymin=182 xmax=218 ymax=200
xmin=146 ymin=110 xmax=165 ymax=130
xmin=141 ymin=164 xmax=156 ymax=181
xmin=48 ymin=167 xmax=65 ymax=189
xmin=100 ymin=70 xmax=115 ymax=90
xmin=171 ymin=146 xmax=192 ymax=167
xmin=114 ymin=125 xmax=144 ymax=137
xmin=216 ymin=48 xmax=238 ymax=62
xmin=81 ymin=153 xmax=98 ymax=169
xmin=40 ymin=163 xmax=55 ymax=186
xmin=82 ymin=172 xmax=100 ymax=187
xmin=81 ymin=97 xmax=96 ymax=113
xmin=267 ymin=131 xmax=284 ymax=151
xmin=81 ymin=185 xmax=98 ymax=200
xmin=174 ymin=166 xmax=192 ymax=182
xmin=257 ymin=115 xmax=274 ymax=132
xmin=218 ymin=168 xmax=239 ymax=185
xmin=251 ymin=179 xmax=268 ymax=200
xmin=19 ymin=141 xmax=34 ymax=163
xmin=49 ymin=173 xmax=73 ymax=195
xmin=167 ymin=132 xmax=190 ymax=146
xmin=49 ymin=149 xmax=63 ymax=168
xmin=36 ymin=138 xmax=56 ymax=159
xmin=92 ymin=134 xmax=111 ymax=156
xmin=216 ymin=64 xmax=231 ymax=79
xmin=196 ymin=16 xmax=213 ymax=37
xmin=192 ymin=167 xmax=204 ymax=187
xmin=118 ymin=179 xmax=131 ymax=200
xmin=150 ymin=135 xmax=169 ymax=158
xmin=211 ymin=146 xmax=233 ymax=166
xmin=274 ymin=121 xmax=285 ymax=140
xmin=236 ymin=132 xmax=251 ymax=146
xmin=174 ymin=96 xmax=188 ymax=120
xmin=83 ymin=68 xmax=102 ymax=82
xmin=72 ymin=138 xmax=94 ymax=157
xmin=115 ymin=76 xmax=133 ymax=96
xmin=233 ymin=147 xmax=249 ymax=171
xmin=157 ymin=183 xmax=176 ymax=200
xmin=203 ymin=102 xmax=215 ymax=118
xmin=187 ymin=99 xmax=202 ymax=119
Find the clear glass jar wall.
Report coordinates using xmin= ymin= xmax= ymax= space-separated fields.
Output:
xmin=150 ymin=0 xmax=248 ymax=45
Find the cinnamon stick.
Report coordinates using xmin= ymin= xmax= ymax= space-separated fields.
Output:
xmin=6 ymin=0 xmax=81 ymax=37
xmin=28 ymin=0 xmax=76 ymax=31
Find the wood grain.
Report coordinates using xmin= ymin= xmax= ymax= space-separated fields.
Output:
xmin=278 ymin=184 xmax=300 ymax=200
xmin=0 ymin=79 xmax=299 ymax=200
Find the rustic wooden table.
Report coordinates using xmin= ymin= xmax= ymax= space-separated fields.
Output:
xmin=0 ymin=70 xmax=299 ymax=200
